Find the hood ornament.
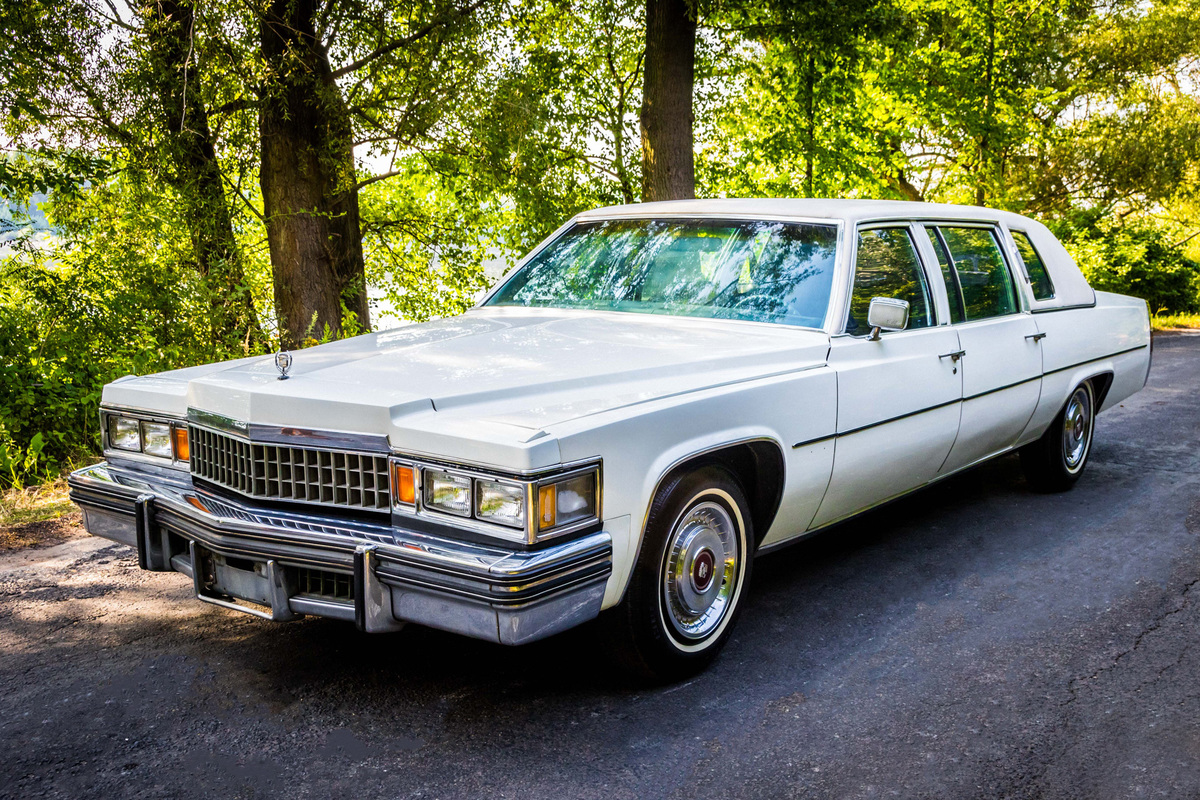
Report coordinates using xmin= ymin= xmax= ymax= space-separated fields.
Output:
xmin=274 ymin=350 xmax=293 ymax=381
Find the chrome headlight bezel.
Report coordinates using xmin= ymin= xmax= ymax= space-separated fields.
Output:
xmin=101 ymin=407 xmax=189 ymax=469
xmin=475 ymin=478 xmax=528 ymax=529
xmin=107 ymin=416 xmax=141 ymax=452
xmin=140 ymin=421 xmax=173 ymax=459
xmin=390 ymin=455 xmax=601 ymax=546
xmin=423 ymin=469 xmax=473 ymax=517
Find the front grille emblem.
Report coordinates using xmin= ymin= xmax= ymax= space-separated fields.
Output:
xmin=274 ymin=350 xmax=293 ymax=381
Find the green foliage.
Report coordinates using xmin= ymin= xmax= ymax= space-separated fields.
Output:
xmin=3 ymin=0 xmax=1200 ymax=490
xmin=1152 ymin=312 xmax=1200 ymax=330
xmin=1053 ymin=216 xmax=1200 ymax=314
xmin=0 ymin=150 xmax=110 ymax=205
xmin=424 ymin=0 xmax=646 ymax=259
xmin=0 ymin=174 xmax=261 ymax=488
xmin=0 ymin=431 xmax=49 ymax=490
xmin=700 ymin=0 xmax=908 ymax=199
xmin=359 ymin=164 xmax=491 ymax=324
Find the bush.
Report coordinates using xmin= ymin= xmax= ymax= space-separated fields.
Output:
xmin=1054 ymin=216 xmax=1200 ymax=314
xmin=0 ymin=178 xmax=268 ymax=488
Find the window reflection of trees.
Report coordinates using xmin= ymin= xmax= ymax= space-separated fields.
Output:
xmin=1012 ymin=231 xmax=1055 ymax=301
xmin=488 ymin=218 xmax=839 ymax=328
xmin=938 ymin=227 xmax=1018 ymax=320
xmin=846 ymin=228 xmax=934 ymax=335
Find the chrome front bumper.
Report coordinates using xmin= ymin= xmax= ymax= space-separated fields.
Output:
xmin=67 ymin=462 xmax=612 ymax=645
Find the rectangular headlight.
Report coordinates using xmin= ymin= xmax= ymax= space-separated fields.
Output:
xmin=108 ymin=416 xmax=141 ymax=451
xmin=538 ymin=471 xmax=598 ymax=532
xmin=424 ymin=470 xmax=472 ymax=516
xmin=141 ymin=421 xmax=172 ymax=458
xmin=476 ymin=479 xmax=526 ymax=528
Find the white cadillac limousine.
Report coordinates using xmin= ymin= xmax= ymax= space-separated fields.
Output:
xmin=69 ymin=199 xmax=1151 ymax=678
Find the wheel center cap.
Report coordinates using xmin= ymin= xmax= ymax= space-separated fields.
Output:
xmin=692 ymin=548 xmax=716 ymax=593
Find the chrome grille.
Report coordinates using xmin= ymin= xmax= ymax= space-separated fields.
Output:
xmin=189 ymin=427 xmax=390 ymax=511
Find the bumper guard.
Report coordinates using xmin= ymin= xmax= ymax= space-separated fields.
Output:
xmin=68 ymin=462 xmax=612 ymax=645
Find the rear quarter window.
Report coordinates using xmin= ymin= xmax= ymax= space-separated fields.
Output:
xmin=1011 ymin=230 xmax=1056 ymax=301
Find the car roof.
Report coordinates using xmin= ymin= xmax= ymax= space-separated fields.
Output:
xmin=575 ymin=198 xmax=1037 ymax=228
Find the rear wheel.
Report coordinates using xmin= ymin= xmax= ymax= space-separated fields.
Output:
xmin=606 ymin=465 xmax=753 ymax=682
xmin=1021 ymin=381 xmax=1096 ymax=492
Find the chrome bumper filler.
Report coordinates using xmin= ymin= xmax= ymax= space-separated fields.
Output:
xmin=67 ymin=462 xmax=612 ymax=645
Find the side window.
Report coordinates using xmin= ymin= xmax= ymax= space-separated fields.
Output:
xmin=846 ymin=227 xmax=935 ymax=336
xmin=1011 ymin=230 xmax=1055 ymax=301
xmin=924 ymin=228 xmax=966 ymax=324
xmin=936 ymin=226 xmax=1019 ymax=321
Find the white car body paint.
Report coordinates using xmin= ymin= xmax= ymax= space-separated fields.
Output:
xmin=98 ymin=199 xmax=1152 ymax=619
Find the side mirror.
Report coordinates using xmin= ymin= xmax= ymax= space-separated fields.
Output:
xmin=866 ymin=297 xmax=910 ymax=341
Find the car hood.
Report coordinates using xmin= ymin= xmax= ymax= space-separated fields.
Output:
xmin=105 ymin=308 xmax=830 ymax=466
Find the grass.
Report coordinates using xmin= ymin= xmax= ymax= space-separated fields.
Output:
xmin=0 ymin=477 xmax=76 ymax=528
xmin=1152 ymin=313 xmax=1200 ymax=331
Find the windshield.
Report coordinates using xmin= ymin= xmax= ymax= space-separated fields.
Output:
xmin=486 ymin=218 xmax=840 ymax=328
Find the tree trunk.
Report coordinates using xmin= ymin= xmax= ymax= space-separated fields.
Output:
xmin=143 ymin=0 xmax=264 ymax=354
xmin=640 ymin=0 xmax=696 ymax=202
xmin=893 ymin=171 xmax=925 ymax=202
xmin=977 ymin=0 xmax=995 ymax=207
xmin=259 ymin=0 xmax=370 ymax=349
xmin=804 ymin=51 xmax=815 ymax=196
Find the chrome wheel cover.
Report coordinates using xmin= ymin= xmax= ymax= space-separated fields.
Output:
xmin=661 ymin=500 xmax=740 ymax=641
xmin=1062 ymin=385 xmax=1093 ymax=472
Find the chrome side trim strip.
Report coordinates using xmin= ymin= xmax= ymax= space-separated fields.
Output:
xmin=762 ymin=432 xmax=1050 ymax=556
xmin=816 ymin=398 xmax=961 ymax=442
xmin=963 ymin=375 xmax=1041 ymax=402
xmin=1042 ymin=343 xmax=1147 ymax=376
xmin=790 ymin=343 xmax=1149 ymax=448
xmin=791 ymin=434 xmax=836 ymax=450
xmin=1031 ymin=301 xmax=1098 ymax=314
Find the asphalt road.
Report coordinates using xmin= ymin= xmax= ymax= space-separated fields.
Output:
xmin=3 ymin=334 xmax=1199 ymax=800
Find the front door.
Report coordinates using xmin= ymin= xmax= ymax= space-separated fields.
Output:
xmin=810 ymin=225 xmax=963 ymax=529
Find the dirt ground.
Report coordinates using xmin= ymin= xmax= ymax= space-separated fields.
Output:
xmin=0 ymin=512 xmax=84 ymax=552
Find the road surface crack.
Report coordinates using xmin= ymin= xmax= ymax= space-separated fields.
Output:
xmin=1060 ymin=575 xmax=1200 ymax=708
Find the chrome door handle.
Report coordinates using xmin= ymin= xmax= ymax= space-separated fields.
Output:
xmin=939 ymin=350 xmax=966 ymax=362
xmin=1025 ymin=332 xmax=1047 ymax=342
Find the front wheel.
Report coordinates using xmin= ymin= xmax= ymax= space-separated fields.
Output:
xmin=605 ymin=465 xmax=753 ymax=682
xmin=1021 ymin=380 xmax=1096 ymax=492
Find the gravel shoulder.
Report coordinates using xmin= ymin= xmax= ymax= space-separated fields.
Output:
xmin=1 ymin=334 xmax=1198 ymax=800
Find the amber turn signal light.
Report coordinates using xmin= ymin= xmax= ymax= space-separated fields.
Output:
xmin=172 ymin=426 xmax=190 ymax=462
xmin=391 ymin=463 xmax=416 ymax=506
xmin=538 ymin=484 xmax=556 ymax=530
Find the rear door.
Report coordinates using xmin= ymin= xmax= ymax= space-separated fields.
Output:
xmin=920 ymin=223 xmax=1044 ymax=475
xmin=811 ymin=224 xmax=963 ymax=528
